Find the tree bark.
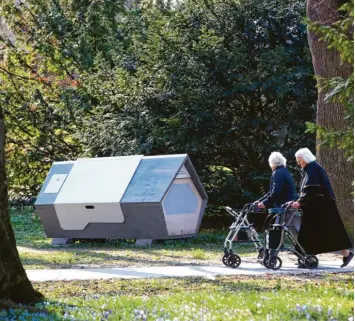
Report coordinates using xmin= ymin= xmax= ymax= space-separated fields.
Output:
xmin=306 ymin=0 xmax=354 ymax=235
xmin=0 ymin=106 xmax=43 ymax=304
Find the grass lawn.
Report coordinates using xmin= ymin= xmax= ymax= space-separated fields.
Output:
xmin=7 ymin=207 xmax=354 ymax=320
xmin=11 ymin=207 xmax=255 ymax=269
xmin=1 ymin=273 xmax=353 ymax=320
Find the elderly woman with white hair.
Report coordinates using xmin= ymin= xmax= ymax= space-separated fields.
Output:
xmin=255 ymin=152 xmax=296 ymax=209
xmin=290 ymin=148 xmax=353 ymax=268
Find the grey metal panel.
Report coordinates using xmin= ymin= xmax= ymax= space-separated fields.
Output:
xmin=35 ymin=162 xmax=74 ymax=205
xmin=54 ymin=203 xmax=125 ymax=230
xmin=119 ymin=203 xmax=169 ymax=239
xmin=36 ymin=204 xmax=61 ymax=237
xmin=55 ymin=156 xmax=142 ymax=204
xmin=184 ymin=157 xmax=208 ymax=200
xmin=121 ymin=156 xmax=186 ymax=203
xmin=157 ymin=157 xmax=187 ymax=205
xmin=35 ymin=154 xmax=206 ymax=240
xmin=35 ymin=203 xmax=172 ymax=239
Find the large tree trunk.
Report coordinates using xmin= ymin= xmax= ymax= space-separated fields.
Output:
xmin=0 ymin=107 xmax=43 ymax=304
xmin=306 ymin=0 xmax=354 ymax=235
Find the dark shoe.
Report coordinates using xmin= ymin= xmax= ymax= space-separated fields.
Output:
xmin=297 ymin=264 xmax=307 ymax=269
xmin=341 ymin=252 xmax=354 ymax=268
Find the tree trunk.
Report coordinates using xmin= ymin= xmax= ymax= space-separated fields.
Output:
xmin=306 ymin=0 xmax=354 ymax=236
xmin=0 ymin=106 xmax=43 ymax=304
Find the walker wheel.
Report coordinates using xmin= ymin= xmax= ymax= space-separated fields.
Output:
xmin=222 ymin=254 xmax=229 ymax=266
xmin=227 ymin=254 xmax=241 ymax=268
xmin=263 ymin=255 xmax=270 ymax=268
xmin=268 ymin=257 xmax=282 ymax=270
xmin=304 ymin=255 xmax=318 ymax=269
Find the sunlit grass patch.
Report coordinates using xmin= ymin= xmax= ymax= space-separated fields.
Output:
xmin=1 ymin=273 xmax=353 ymax=321
xmin=10 ymin=207 xmax=51 ymax=248
xmin=190 ymin=249 xmax=206 ymax=260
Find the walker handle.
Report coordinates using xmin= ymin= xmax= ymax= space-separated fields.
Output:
xmin=225 ymin=206 xmax=239 ymax=218
xmin=281 ymin=202 xmax=293 ymax=210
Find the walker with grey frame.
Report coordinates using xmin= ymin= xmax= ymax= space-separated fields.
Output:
xmin=262 ymin=204 xmax=319 ymax=270
xmin=222 ymin=203 xmax=266 ymax=268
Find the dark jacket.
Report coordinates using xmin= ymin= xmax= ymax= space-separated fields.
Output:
xmin=259 ymin=166 xmax=296 ymax=208
xmin=297 ymin=161 xmax=352 ymax=255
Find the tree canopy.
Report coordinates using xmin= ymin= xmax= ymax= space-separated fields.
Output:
xmin=0 ymin=0 xmax=317 ymax=208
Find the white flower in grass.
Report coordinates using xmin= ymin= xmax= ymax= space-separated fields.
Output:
xmin=348 ymin=317 xmax=353 ymax=321
xmin=256 ymin=303 xmax=262 ymax=308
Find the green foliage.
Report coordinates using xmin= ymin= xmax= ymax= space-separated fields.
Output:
xmin=0 ymin=1 xmax=87 ymax=196
xmin=1 ymin=0 xmax=317 ymax=206
xmin=9 ymin=207 xmax=49 ymax=247
xmin=78 ymin=0 xmax=316 ymax=204
xmin=306 ymin=1 xmax=354 ymax=161
xmin=200 ymin=166 xmax=242 ymax=206
xmin=0 ymin=0 xmax=132 ymax=196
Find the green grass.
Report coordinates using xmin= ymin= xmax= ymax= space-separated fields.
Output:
xmin=10 ymin=207 xmax=255 ymax=269
xmin=1 ymin=273 xmax=353 ymax=320
xmin=190 ymin=249 xmax=206 ymax=260
xmin=10 ymin=207 xmax=51 ymax=248
xmin=7 ymin=208 xmax=354 ymax=320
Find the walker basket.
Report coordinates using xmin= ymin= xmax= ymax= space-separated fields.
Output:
xmin=234 ymin=230 xmax=249 ymax=241
xmin=247 ymin=211 xmax=268 ymax=233
xmin=267 ymin=229 xmax=282 ymax=249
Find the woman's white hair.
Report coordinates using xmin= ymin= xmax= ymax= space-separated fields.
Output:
xmin=295 ymin=148 xmax=316 ymax=163
xmin=268 ymin=152 xmax=287 ymax=167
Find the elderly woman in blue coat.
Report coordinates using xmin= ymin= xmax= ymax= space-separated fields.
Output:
xmin=290 ymin=148 xmax=353 ymax=268
xmin=254 ymin=152 xmax=296 ymax=209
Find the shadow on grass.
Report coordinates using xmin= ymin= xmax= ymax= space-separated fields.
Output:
xmin=0 ymin=302 xmax=64 ymax=321
xmin=0 ymin=299 xmax=98 ymax=321
xmin=18 ymin=235 xmax=257 ymax=270
xmin=30 ymin=276 xmax=282 ymax=299
xmin=20 ymin=250 xmax=218 ymax=269
xmin=31 ymin=274 xmax=342 ymax=299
